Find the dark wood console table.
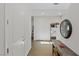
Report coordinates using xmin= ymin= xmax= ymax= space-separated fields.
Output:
xmin=52 ymin=40 xmax=78 ymax=56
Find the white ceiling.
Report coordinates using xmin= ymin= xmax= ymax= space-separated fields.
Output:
xmin=31 ymin=3 xmax=71 ymax=10
xmin=30 ymin=3 xmax=71 ymax=16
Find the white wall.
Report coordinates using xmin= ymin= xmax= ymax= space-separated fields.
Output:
xmin=34 ymin=16 xmax=61 ymax=40
xmin=25 ymin=7 xmax=32 ymax=55
xmin=0 ymin=4 xmax=5 ymax=55
xmin=59 ymin=4 xmax=79 ymax=55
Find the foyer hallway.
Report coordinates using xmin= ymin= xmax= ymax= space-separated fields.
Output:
xmin=28 ymin=40 xmax=77 ymax=56
xmin=28 ymin=40 xmax=52 ymax=56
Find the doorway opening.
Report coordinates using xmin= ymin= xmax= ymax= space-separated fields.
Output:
xmin=50 ymin=23 xmax=60 ymax=41
xmin=31 ymin=16 xmax=34 ymax=43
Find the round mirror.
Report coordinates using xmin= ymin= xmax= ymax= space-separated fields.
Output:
xmin=60 ymin=19 xmax=72 ymax=39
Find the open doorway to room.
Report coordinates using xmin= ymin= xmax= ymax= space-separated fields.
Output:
xmin=50 ymin=23 xmax=60 ymax=41
xmin=28 ymin=16 xmax=62 ymax=56
xmin=31 ymin=16 xmax=34 ymax=44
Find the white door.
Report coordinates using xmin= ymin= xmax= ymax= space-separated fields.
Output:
xmin=5 ymin=4 xmax=25 ymax=56
xmin=0 ymin=4 xmax=5 ymax=56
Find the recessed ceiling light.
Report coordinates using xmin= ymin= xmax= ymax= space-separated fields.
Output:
xmin=58 ymin=12 xmax=62 ymax=16
xmin=53 ymin=3 xmax=59 ymax=5
xmin=41 ymin=12 xmax=45 ymax=15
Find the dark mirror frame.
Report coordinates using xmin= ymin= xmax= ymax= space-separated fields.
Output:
xmin=60 ymin=19 xmax=72 ymax=39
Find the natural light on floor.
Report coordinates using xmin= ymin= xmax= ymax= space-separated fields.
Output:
xmin=40 ymin=41 xmax=53 ymax=44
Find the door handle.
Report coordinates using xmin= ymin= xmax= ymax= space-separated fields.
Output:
xmin=7 ymin=48 xmax=9 ymax=54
